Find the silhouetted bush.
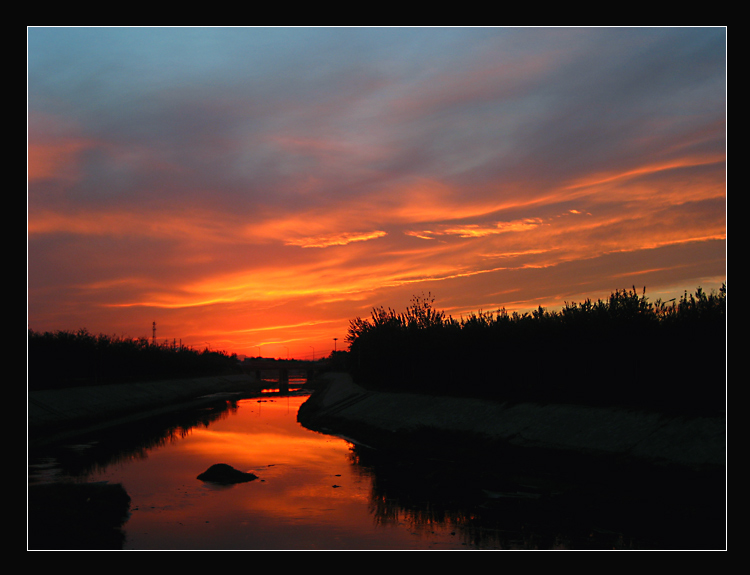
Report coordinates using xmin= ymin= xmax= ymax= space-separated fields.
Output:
xmin=345 ymin=286 xmax=726 ymax=416
xmin=28 ymin=329 xmax=241 ymax=391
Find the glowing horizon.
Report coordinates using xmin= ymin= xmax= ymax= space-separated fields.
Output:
xmin=28 ymin=27 xmax=726 ymax=360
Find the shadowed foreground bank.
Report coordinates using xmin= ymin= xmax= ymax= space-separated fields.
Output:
xmin=299 ymin=373 xmax=725 ymax=471
xmin=28 ymin=482 xmax=132 ymax=550
xmin=299 ymin=373 xmax=726 ymax=549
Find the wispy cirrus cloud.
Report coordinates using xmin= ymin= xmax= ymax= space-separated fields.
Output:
xmin=406 ymin=218 xmax=543 ymax=240
xmin=284 ymin=230 xmax=387 ymax=248
xmin=27 ymin=27 xmax=726 ymax=357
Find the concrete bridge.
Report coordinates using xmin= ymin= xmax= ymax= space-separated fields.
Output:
xmin=240 ymin=359 xmax=326 ymax=391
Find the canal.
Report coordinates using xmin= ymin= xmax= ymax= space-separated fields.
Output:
xmin=28 ymin=385 xmax=725 ymax=550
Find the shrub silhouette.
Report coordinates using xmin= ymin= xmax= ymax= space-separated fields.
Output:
xmin=345 ymin=286 xmax=726 ymax=416
xmin=28 ymin=329 xmax=241 ymax=391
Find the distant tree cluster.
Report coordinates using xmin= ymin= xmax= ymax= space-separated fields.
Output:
xmin=28 ymin=329 xmax=241 ymax=391
xmin=345 ymin=286 xmax=726 ymax=416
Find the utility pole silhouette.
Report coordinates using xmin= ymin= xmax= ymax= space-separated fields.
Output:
xmin=152 ymin=321 xmax=156 ymax=346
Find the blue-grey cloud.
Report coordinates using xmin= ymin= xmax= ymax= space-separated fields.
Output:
xmin=27 ymin=27 xmax=726 ymax=354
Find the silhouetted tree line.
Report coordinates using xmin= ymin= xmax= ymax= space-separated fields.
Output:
xmin=28 ymin=329 xmax=241 ymax=391
xmin=345 ymin=286 xmax=726 ymax=416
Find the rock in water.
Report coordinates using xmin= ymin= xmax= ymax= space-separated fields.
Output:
xmin=197 ymin=463 xmax=258 ymax=484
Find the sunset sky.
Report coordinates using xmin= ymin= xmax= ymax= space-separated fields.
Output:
xmin=27 ymin=27 xmax=726 ymax=359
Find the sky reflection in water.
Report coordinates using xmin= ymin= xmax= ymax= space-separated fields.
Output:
xmin=74 ymin=394 xmax=466 ymax=550
xmin=30 ymin=390 xmax=722 ymax=550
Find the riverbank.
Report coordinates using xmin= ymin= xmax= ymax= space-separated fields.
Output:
xmin=298 ymin=373 xmax=726 ymax=549
xmin=28 ymin=373 xmax=263 ymax=447
xmin=299 ymin=372 xmax=726 ymax=472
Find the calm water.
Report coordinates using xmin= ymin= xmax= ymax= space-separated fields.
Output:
xmin=28 ymin=386 xmax=724 ymax=550
xmin=29 ymin=390 xmax=480 ymax=549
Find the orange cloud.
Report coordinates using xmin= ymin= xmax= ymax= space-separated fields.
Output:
xmin=28 ymin=139 xmax=92 ymax=183
xmin=28 ymin=206 xmax=243 ymax=244
xmin=563 ymin=152 xmax=725 ymax=194
xmin=284 ymin=230 xmax=387 ymax=248
xmin=27 ymin=128 xmax=726 ymax=360
xmin=406 ymin=218 xmax=543 ymax=240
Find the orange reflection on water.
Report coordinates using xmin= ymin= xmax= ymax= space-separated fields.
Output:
xmin=83 ymin=395 xmax=401 ymax=549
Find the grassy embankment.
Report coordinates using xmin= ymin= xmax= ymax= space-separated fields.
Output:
xmin=344 ymin=285 xmax=726 ymax=417
xmin=28 ymin=329 xmax=241 ymax=391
